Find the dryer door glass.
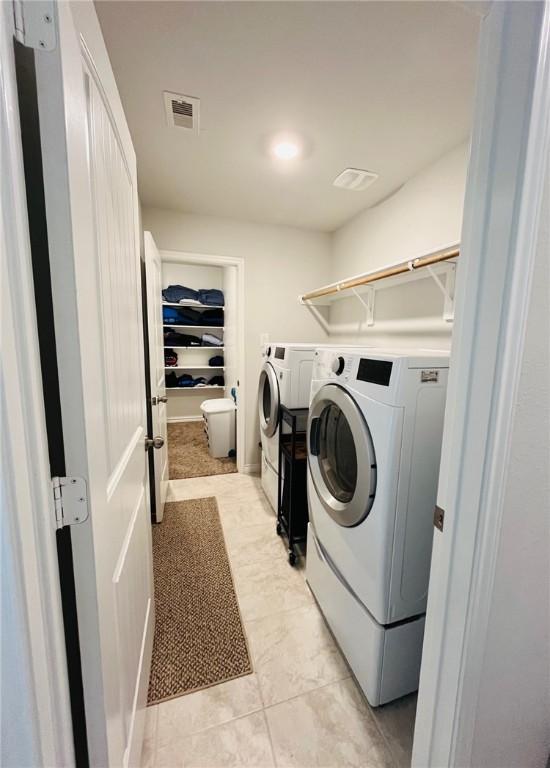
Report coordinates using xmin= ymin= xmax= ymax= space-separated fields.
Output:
xmin=318 ymin=404 xmax=357 ymax=503
xmin=258 ymin=362 xmax=279 ymax=438
xmin=308 ymin=384 xmax=376 ymax=527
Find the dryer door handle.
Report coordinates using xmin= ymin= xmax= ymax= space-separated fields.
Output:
xmin=309 ymin=417 xmax=321 ymax=456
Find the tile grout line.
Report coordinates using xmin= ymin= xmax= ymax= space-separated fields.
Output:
xmin=260 ymin=708 xmax=279 ymax=768
xmin=261 ymin=674 xmax=353 ymax=714
xmin=158 ymin=705 xmax=269 ymax=743
xmin=156 ymin=701 xmax=267 ymax=746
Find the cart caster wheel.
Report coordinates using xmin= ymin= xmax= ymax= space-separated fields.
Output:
xmin=276 ymin=522 xmax=282 ymax=536
xmin=288 ymin=551 xmax=297 ymax=567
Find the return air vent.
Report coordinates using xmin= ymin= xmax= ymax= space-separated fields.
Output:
xmin=163 ymin=91 xmax=200 ymax=134
xmin=333 ymin=168 xmax=378 ymax=191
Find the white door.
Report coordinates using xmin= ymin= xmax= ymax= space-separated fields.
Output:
xmin=33 ymin=2 xmax=154 ymax=765
xmin=145 ymin=231 xmax=168 ymax=522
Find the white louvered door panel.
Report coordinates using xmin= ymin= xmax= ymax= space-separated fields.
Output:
xmin=34 ymin=2 xmax=154 ymax=765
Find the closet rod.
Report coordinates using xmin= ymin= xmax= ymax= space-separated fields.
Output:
xmin=300 ymin=247 xmax=460 ymax=302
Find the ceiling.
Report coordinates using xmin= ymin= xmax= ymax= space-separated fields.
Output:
xmin=95 ymin=1 xmax=480 ymax=232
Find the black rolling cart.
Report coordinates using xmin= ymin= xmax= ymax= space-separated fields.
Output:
xmin=276 ymin=406 xmax=309 ymax=565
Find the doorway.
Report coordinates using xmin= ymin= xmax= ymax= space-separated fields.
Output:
xmin=159 ymin=250 xmax=245 ymax=481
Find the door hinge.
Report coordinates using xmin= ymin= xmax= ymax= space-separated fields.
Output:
xmin=12 ymin=0 xmax=56 ymax=51
xmin=52 ymin=477 xmax=89 ymax=530
xmin=434 ymin=505 xmax=445 ymax=532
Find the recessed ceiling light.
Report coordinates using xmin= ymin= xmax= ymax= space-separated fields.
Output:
xmin=271 ymin=140 xmax=301 ymax=160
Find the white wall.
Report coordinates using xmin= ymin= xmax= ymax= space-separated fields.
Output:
xmin=328 ymin=142 xmax=469 ymax=349
xmin=469 ymin=154 xmax=550 ymax=768
xmin=162 ymin=260 xmax=225 ymax=420
xmin=143 ymin=209 xmax=331 ymax=468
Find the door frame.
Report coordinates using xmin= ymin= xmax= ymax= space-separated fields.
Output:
xmin=1 ymin=5 xmax=73 ymax=765
xmin=412 ymin=3 xmax=550 ymax=766
xmin=160 ymin=249 xmax=246 ymax=473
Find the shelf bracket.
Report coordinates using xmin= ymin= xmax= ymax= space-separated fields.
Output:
xmin=350 ymin=286 xmax=375 ymax=327
xmin=425 ymin=263 xmax=456 ymax=322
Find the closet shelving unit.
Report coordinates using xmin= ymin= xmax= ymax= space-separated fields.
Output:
xmin=299 ymin=246 xmax=460 ymax=325
xmin=163 ymin=301 xmax=225 ymax=392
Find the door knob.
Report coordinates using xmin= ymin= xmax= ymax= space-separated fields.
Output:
xmin=158 ymin=395 xmax=168 ymax=403
xmin=145 ymin=436 xmax=165 ymax=451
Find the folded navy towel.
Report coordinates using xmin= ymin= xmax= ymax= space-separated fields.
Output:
xmin=162 ymin=284 xmax=199 ymax=303
xmin=208 ymin=375 xmax=225 ymax=387
xmin=209 ymin=355 xmax=224 ymax=367
xmin=198 ymin=288 xmax=224 ymax=306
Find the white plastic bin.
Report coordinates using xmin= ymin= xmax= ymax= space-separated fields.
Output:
xmin=200 ymin=398 xmax=236 ymax=459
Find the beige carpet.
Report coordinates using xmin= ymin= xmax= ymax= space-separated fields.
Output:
xmin=168 ymin=421 xmax=237 ymax=479
xmin=147 ymin=497 xmax=252 ymax=705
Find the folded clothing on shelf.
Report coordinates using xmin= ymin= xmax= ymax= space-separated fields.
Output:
xmin=201 ymin=308 xmax=224 ymax=326
xmin=165 ymin=348 xmax=178 ymax=367
xmin=164 ymin=329 xmax=201 ymax=347
xmin=163 ymin=306 xmax=184 ymax=325
xmin=209 ymin=355 xmax=224 ymax=367
xmin=198 ymin=288 xmax=224 ymax=306
xmin=179 ymin=307 xmax=204 ymax=325
xmin=202 ymin=332 xmax=223 ymax=347
xmin=162 ymin=305 xmax=224 ymax=327
xmin=165 ymin=372 xmax=224 ymax=388
xmin=163 ymin=285 xmax=225 ymax=307
xmin=180 ymin=374 xmax=204 ymax=388
xmin=162 ymin=284 xmax=199 ymax=303
xmin=162 ymin=306 xmax=205 ymax=326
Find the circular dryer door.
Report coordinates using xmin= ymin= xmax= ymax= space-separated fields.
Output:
xmin=307 ymin=384 xmax=377 ymax=527
xmin=258 ymin=361 xmax=280 ymax=438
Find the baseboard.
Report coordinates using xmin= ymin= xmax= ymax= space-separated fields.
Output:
xmin=167 ymin=416 xmax=203 ymax=423
xmin=241 ymin=463 xmax=261 ymax=475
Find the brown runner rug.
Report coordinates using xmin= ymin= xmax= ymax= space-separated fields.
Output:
xmin=147 ymin=497 xmax=252 ymax=705
xmin=168 ymin=421 xmax=237 ymax=479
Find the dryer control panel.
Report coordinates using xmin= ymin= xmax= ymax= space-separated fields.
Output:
xmin=313 ymin=349 xmax=354 ymax=382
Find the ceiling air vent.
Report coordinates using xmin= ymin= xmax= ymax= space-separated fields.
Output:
xmin=163 ymin=91 xmax=200 ymax=134
xmin=333 ymin=168 xmax=378 ymax=191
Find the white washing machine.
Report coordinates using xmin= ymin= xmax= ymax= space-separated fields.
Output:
xmin=258 ymin=343 xmax=319 ymax=511
xmin=306 ymin=347 xmax=449 ymax=706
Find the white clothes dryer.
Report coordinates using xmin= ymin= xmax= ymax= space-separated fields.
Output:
xmin=306 ymin=347 xmax=449 ymax=706
xmin=258 ymin=343 xmax=319 ymax=510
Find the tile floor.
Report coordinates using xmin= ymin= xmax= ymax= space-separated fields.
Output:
xmin=142 ymin=472 xmax=417 ymax=768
